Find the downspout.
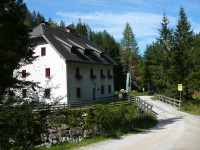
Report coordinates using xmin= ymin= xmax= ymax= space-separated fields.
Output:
xmin=113 ymin=66 xmax=115 ymax=98
xmin=67 ymin=62 xmax=69 ymax=105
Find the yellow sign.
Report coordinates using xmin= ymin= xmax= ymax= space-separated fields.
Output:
xmin=178 ymin=84 xmax=182 ymax=91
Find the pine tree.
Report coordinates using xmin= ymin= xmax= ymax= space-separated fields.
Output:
xmin=32 ymin=10 xmax=36 ymax=28
xmin=169 ymin=7 xmax=194 ymax=100
xmin=157 ymin=11 xmax=173 ymax=88
xmin=58 ymin=20 xmax=66 ymax=30
xmin=120 ymin=22 xmax=139 ymax=91
xmin=36 ymin=12 xmax=42 ymax=26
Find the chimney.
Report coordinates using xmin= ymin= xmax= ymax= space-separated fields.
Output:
xmin=41 ymin=21 xmax=50 ymax=26
xmin=66 ymin=27 xmax=73 ymax=33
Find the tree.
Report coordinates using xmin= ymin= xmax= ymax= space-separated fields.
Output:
xmin=156 ymin=11 xmax=173 ymax=88
xmin=32 ymin=10 xmax=36 ymax=28
xmin=168 ymin=7 xmax=194 ymax=100
xmin=0 ymin=0 xmax=37 ymax=97
xmin=120 ymin=22 xmax=139 ymax=91
xmin=58 ymin=19 xmax=66 ymax=30
xmin=75 ymin=18 xmax=88 ymax=37
xmin=0 ymin=0 xmax=47 ymax=149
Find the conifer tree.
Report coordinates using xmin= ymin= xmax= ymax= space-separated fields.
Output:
xmin=58 ymin=20 xmax=66 ymax=30
xmin=169 ymin=7 xmax=194 ymax=100
xmin=157 ymin=11 xmax=173 ymax=88
xmin=32 ymin=10 xmax=36 ymax=27
xmin=120 ymin=22 xmax=139 ymax=91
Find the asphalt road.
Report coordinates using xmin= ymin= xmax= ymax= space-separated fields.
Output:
xmin=77 ymin=96 xmax=200 ymax=150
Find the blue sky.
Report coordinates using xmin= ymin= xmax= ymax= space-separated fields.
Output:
xmin=25 ymin=0 xmax=200 ymax=55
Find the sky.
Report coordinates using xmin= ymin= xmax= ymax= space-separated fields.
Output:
xmin=25 ymin=0 xmax=200 ymax=55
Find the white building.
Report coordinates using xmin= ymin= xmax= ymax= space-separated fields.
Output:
xmin=17 ymin=22 xmax=118 ymax=104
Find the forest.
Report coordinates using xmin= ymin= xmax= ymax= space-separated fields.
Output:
xmin=14 ymin=4 xmax=200 ymax=101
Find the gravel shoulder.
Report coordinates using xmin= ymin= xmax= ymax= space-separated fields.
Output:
xmin=76 ymin=96 xmax=200 ymax=150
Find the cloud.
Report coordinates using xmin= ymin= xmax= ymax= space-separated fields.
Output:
xmin=57 ymin=11 xmax=174 ymax=39
xmin=56 ymin=10 xmax=200 ymax=54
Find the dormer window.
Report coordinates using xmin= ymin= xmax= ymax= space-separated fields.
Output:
xmin=84 ymin=50 xmax=91 ymax=55
xmin=41 ymin=47 xmax=46 ymax=56
xmin=71 ymin=47 xmax=76 ymax=54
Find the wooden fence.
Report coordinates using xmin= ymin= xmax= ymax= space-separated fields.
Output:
xmin=0 ymin=96 xmax=154 ymax=114
xmin=129 ymin=96 xmax=153 ymax=114
xmin=31 ymin=97 xmax=129 ymax=113
xmin=155 ymin=94 xmax=181 ymax=108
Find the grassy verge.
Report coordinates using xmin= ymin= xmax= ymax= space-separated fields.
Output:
xmin=34 ymin=114 xmax=157 ymax=150
xmin=150 ymin=96 xmax=156 ymax=101
xmin=179 ymin=101 xmax=200 ymax=116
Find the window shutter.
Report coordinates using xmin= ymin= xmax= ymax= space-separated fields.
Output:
xmin=22 ymin=70 xmax=26 ymax=78
xmin=46 ymin=68 xmax=50 ymax=77
xmin=41 ymin=47 xmax=46 ymax=56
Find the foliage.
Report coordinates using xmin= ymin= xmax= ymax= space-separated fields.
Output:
xmin=120 ymin=22 xmax=140 ymax=91
xmin=168 ymin=7 xmax=194 ymax=101
xmin=142 ymin=7 xmax=200 ymax=103
xmin=0 ymin=0 xmax=38 ymax=98
xmin=0 ymin=98 xmax=50 ymax=149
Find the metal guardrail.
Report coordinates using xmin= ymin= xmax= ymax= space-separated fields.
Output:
xmin=155 ymin=94 xmax=181 ymax=108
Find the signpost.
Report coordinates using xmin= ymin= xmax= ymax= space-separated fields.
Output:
xmin=142 ymin=88 xmax=145 ymax=95
xmin=126 ymin=73 xmax=130 ymax=93
xmin=178 ymin=84 xmax=182 ymax=101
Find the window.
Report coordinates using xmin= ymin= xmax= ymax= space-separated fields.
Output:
xmin=22 ymin=70 xmax=26 ymax=78
xmin=46 ymin=68 xmax=50 ymax=77
xmin=45 ymin=89 xmax=50 ymax=98
xmin=101 ymin=86 xmax=104 ymax=94
xmin=22 ymin=89 xmax=26 ymax=98
xmin=100 ymin=69 xmax=103 ymax=76
xmin=108 ymin=85 xmax=111 ymax=93
xmin=77 ymin=88 xmax=81 ymax=98
xmin=76 ymin=67 xmax=79 ymax=76
xmin=108 ymin=69 xmax=110 ymax=76
xmin=90 ymin=68 xmax=93 ymax=76
xmin=41 ymin=47 xmax=46 ymax=56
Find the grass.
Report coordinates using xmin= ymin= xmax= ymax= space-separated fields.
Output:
xmin=155 ymin=93 xmax=200 ymax=116
xmin=34 ymin=115 xmax=158 ymax=150
xmin=179 ymin=96 xmax=200 ymax=116
xmin=150 ymin=96 xmax=156 ymax=101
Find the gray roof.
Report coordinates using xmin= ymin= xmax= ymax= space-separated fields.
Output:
xmin=29 ymin=24 xmax=118 ymax=66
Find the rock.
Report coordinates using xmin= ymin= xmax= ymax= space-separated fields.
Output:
xmin=89 ymin=128 xmax=94 ymax=134
xmin=66 ymin=135 xmax=71 ymax=142
xmin=72 ymin=136 xmax=78 ymax=143
xmin=43 ymin=142 xmax=52 ymax=148
xmin=78 ymin=118 xmax=85 ymax=125
xmin=48 ymin=138 xmax=52 ymax=143
xmin=52 ymin=140 xmax=58 ymax=144
xmin=83 ymin=130 xmax=90 ymax=138
xmin=60 ymin=124 xmax=70 ymax=130
xmin=49 ymin=133 xmax=59 ymax=140
xmin=79 ymin=136 xmax=82 ymax=142
xmin=59 ymin=137 xmax=67 ymax=142
xmin=82 ymin=113 xmax=88 ymax=117
xmin=48 ymin=127 xmax=57 ymax=133
xmin=69 ymin=127 xmax=83 ymax=136
xmin=59 ymin=130 xmax=69 ymax=137
xmin=94 ymin=126 xmax=98 ymax=132
xmin=41 ymin=133 xmax=48 ymax=142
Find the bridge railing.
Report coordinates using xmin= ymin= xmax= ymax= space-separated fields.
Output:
xmin=155 ymin=94 xmax=181 ymax=108
xmin=129 ymin=96 xmax=153 ymax=114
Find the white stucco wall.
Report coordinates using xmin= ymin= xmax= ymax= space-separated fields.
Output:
xmin=68 ymin=63 xmax=114 ymax=102
xmin=15 ymin=39 xmax=67 ymax=104
xmin=14 ymin=38 xmax=115 ymax=104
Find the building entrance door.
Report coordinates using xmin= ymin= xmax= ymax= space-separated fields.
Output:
xmin=93 ymin=87 xmax=96 ymax=100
